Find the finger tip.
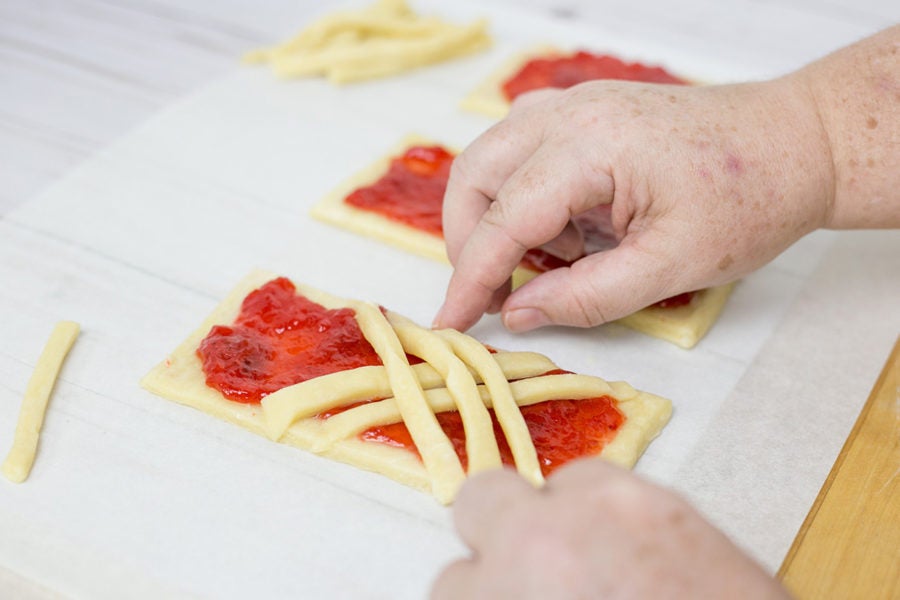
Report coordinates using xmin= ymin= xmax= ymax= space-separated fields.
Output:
xmin=432 ymin=309 xmax=452 ymax=331
xmin=502 ymin=307 xmax=551 ymax=333
xmin=433 ymin=304 xmax=476 ymax=333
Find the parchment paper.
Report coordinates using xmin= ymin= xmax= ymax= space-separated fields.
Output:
xmin=1 ymin=2 xmax=897 ymax=597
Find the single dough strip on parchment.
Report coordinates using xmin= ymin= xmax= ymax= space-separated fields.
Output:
xmin=2 ymin=321 xmax=80 ymax=483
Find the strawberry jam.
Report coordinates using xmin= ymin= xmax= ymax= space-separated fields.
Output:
xmin=361 ymin=394 xmax=624 ymax=477
xmin=342 ymin=145 xmax=585 ymax=278
xmin=197 ymin=278 xmax=629 ymax=472
xmin=344 ymin=146 xmax=453 ymax=235
xmin=197 ymin=277 xmax=382 ymax=403
xmin=502 ymin=50 xmax=687 ymax=101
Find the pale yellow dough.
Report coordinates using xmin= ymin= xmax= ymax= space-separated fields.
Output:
xmin=2 ymin=321 xmax=80 ymax=483
xmin=460 ymin=45 xmax=560 ymax=119
xmin=311 ymin=137 xmax=735 ymax=348
xmin=141 ymin=270 xmax=671 ymax=503
xmin=245 ymin=0 xmax=491 ymax=84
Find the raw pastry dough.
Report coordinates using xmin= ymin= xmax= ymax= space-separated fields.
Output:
xmin=2 ymin=320 xmax=80 ymax=483
xmin=461 ymin=45 xmax=689 ymax=118
xmin=311 ymin=137 xmax=735 ymax=348
xmin=460 ymin=45 xmax=558 ymax=119
xmin=245 ymin=0 xmax=491 ymax=83
xmin=141 ymin=271 xmax=671 ymax=503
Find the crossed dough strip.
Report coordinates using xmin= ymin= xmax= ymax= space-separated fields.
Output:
xmin=346 ymin=301 xmax=466 ymax=502
xmin=310 ymin=135 xmax=735 ymax=348
xmin=262 ymin=329 xmax=551 ymax=488
xmin=142 ymin=270 xmax=672 ymax=504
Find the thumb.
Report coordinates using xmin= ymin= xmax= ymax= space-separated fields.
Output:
xmin=500 ymin=237 xmax=682 ymax=331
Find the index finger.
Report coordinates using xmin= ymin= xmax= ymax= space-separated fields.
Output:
xmin=442 ymin=117 xmax=542 ymax=266
xmin=436 ymin=140 xmax=615 ymax=331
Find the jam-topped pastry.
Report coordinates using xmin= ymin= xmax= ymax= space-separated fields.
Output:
xmin=142 ymin=270 xmax=672 ymax=503
xmin=312 ymin=136 xmax=735 ymax=348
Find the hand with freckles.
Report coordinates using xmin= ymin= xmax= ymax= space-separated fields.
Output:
xmin=433 ymin=25 xmax=899 ymax=333
xmin=431 ymin=460 xmax=790 ymax=600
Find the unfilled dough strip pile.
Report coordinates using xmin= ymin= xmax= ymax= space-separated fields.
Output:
xmin=244 ymin=0 xmax=491 ymax=83
xmin=2 ymin=321 xmax=80 ymax=483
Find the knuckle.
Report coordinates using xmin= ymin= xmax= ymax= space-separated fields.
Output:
xmin=482 ymin=202 xmax=528 ymax=252
xmin=448 ymin=151 xmax=475 ymax=186
xmin=566 ymin=263 xmax=609 ymax=327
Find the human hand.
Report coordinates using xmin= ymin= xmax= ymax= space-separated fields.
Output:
xmin=433 ymin=76 xmax=834 ymax=332
xmin=431 ymin=459 xmax=790 ymax=599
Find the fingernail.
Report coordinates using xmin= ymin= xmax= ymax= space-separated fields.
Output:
xmin=503 ymin=308 xmax=550 ymax=332
xmin=432 ymin=307 xmax=446 ymax=330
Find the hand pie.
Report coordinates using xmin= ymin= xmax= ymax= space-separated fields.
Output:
xmin=141 ymin=271 xmax=671 ymax=503
xmin=461 ymin=46 xmax=689 ymax=119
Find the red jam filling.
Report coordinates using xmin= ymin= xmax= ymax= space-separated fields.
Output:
xmin=197 ymin=277 xmax=382 ymax=403
xmin=361 ymin=393 xmax=624 ymax=477
xmin=653 ymin=291 xmax=694 ymax=308
xmin=197 ymin=280 xmax=627 ymax=472
xmin=344 ymin=146 xmax=453 ymax=236
xmin=502 ymin=50 xmax=687 ymax=101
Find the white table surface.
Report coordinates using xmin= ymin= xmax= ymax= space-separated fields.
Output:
xmin=1 ymin=1 xmax=898 ymax=598
xmin=2 ymin=0 xmax=898 ymax=218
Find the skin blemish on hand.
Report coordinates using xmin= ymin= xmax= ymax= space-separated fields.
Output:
xmin=717 ymin=254 xmax=734 ymax=271
xmin=866 ymin=116 xmax=879 ymax=129
xmin=724 ymin=153 xmax=743 ymax=175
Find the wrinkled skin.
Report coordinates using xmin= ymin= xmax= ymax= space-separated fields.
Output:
xmin=434 ymin=26 xmax=899 ymax=333
xmin=431 ymin=460 xmax=790 ymax=600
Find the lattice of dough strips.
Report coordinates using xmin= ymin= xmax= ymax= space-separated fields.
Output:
xmin=141 ymin=270 xmax=672 ymax=504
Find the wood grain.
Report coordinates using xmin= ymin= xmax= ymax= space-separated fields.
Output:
xmin=778 ymin=336 xmax=900 ymax=599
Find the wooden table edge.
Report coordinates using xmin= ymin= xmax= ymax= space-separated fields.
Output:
xmin=777 ymin=335 xmax=900 ymax=598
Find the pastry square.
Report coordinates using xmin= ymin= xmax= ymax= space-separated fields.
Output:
xmin=311 ymin=137 xmax=734 ymax=348
xmin=141 ymin=270 xmax=671 ymax=503
xmin=460 ymin=45 xmax=558 ymax=119
xmin=461 ymin=45 xmax=690 ymax=119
